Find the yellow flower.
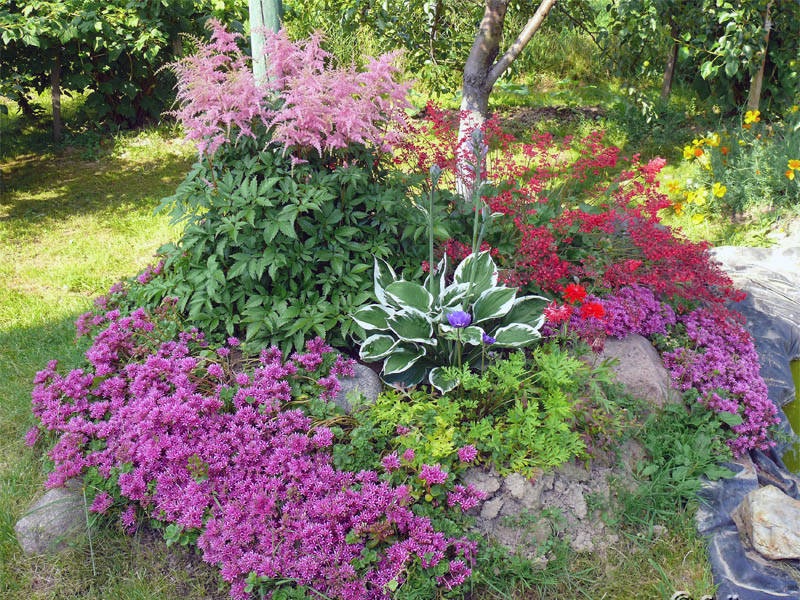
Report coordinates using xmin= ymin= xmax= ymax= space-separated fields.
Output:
xmin=667 ymin=180 xmax=680 ymax=194
xmin=744 ymin=110 xmax=761 ymax=124
xmin=788 ymin=159 xmax=800 ymax=170
xmin=694 ymin=191 xmax=707 ymax=206
xmin=712 ymin=182 xmax=727 ymax=198
xmin=787 ymin=170 xmax=795 ymax=181
xmin=791 ymin=105 xmax=799 ymax=113
xmin=706 ymin=133 xmax=721 ymax=147
xmin=691 ymin=213 xmax=705 ymax=224
xmin=683 ymin=146 xmax=695 ymax=160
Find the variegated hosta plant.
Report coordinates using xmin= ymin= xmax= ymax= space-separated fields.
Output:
xmin=352 ymin=251 xmax=548 ymax=393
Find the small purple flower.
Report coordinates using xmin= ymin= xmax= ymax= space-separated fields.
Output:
xmin=447 ymin=311 xmax=472 ymax=328
xmin=401 ymin=448 xmax=415 ymax=463
xmin=457 ymin=444 xmax=478 ymax=463
xmin=419 ymin=463 xmax=448 ymax=485
xmin=396 ymin=425 xmax=410 ymax=436
xmin=226 ymin=336 xmax=241 ymax=347
xmin=381 ymin=452 xmax=401 ymax=472
xmin=24 ymin=427 xmax=39 ymax=447
xmin=481 ymin=333 xmax=496 ymax=345
xmin=207 ymin=363 xmax=225 ymax=378
xmin=89 ymin=491 xmax=114 ymax=514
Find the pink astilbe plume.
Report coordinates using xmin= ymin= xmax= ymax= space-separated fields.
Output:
xmin=170 ymin=20 xmax=268 ymax=155
xmin=170 ymin=22 xmax=411 ymax=157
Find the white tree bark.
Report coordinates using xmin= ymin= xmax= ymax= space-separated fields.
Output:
xmin=456 ymin=0 xmax=558 ymax=197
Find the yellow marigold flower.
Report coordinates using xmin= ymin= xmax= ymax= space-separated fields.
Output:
xmin=744 ymin=110 xmax=761 ymax=124
xmin=683 ymin=146 xmax=694 ymax=160
xmin=692 ymin=213 xmax=705 ymax=224
xmin=712 ymin=182 xmax=727 ymax=197
xmin=706 ymin=133 xmax=721 ymax=147
xmin=788 ymin=159 xmax=800 ymax=170
xmin=787 ymin=170 xmax=796 ymax=181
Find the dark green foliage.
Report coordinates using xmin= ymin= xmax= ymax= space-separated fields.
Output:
xmin=140 ymin=135 xmax=426 ymax=353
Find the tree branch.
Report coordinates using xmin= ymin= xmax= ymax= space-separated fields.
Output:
xmin=487 ymin=0 xmax=557 ymax=87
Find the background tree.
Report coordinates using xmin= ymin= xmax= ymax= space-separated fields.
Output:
xmin=603 ymin=0 xmax=799 ymax=114
xmin=0 ymin=0 xmax=247 ymax=139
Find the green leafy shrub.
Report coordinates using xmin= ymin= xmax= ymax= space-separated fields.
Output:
xmin=353 ymin=251 xmax=547 ymax=391
xmin=127 ymin=133 xmax=426 ymax=353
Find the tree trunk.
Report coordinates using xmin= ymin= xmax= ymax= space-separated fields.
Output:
xmin=249 ymin=0 xmax=283 ymax=85
xmin=747 ymin=0 xmax=773 ymax=112
xmin=456 ymin=0 xmax=557 ymax=196
xmin=661 ymin=22 xmax=679 ymax=101
xmin=51 ymin=49 xmax=63 ymax=143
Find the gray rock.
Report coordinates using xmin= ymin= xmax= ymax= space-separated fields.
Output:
xmin=480 ymin=497 xmax=504 ymax=520
xmin=732 ymin=484 xmax=800 ymax=560
xmin=597 ymin=334 xmax=677 ymax=410
xmin=503 ymin=472 xmax=528 ymax=500
xmin=15 ymin=480 xmax=85 ymax=555
xmin=333 ymin=363 xmax=383 ymax=413
xmin=462 ymin=467 xmax=502 ymax=496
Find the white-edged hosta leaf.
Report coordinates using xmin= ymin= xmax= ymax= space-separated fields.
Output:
xmin=382 ymin=361 xmax=427 ymax=387
xmin=374 ymin=257 xmax=397 ymax=304
xmin=429 ymin=367 xmax=460 ymax=394
xmin=383 ymin=345 xmax=426 ymax=375
xmin=352 ymin=304 xmax=394 ymax=331
xmin=359 ymin=334 xmax=398 ymax=361
xmin=453 ymin=251 xmax=497 ymax=298
xmin=503 ymin=294 xmax=550 ymax=326
xmin=387 ymin=309 xmax=435 ymax=343
xmin=439 ymin=324 xmax=484 ymax=346
xmin=384 ymin=281 xmax=434 ymax=312
xmin=472 ymin=287 xmax=516 ymax=323
xmin=493 ymin=323 xmax=542 ymax=348
xmin=440 ymin=283 xmax=470 ymax=309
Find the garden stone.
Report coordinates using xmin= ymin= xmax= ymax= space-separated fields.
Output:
xmin=462 ymin=466 xmax=502 ymax=496
xmin=732 ymin=484 xmax=800 ymax=560
xmin=596 ymin=334 xmax=677 ymax=410
xmin=15 ymin=479 xmax=85 ymax=555
xmin=333 ymin=362 xmax=383 ymax=413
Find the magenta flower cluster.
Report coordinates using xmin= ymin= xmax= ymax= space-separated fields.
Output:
xmin=30 ymin=307 xmax=476 ymax=599
xmin=599 ymin=285 xmax=676 ymax=338
xmin=170 ymin=20 xmax=411 ymax=156
xmin=661 ymin=307 xmax=779 ymax=456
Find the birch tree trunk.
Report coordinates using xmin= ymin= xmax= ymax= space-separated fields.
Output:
xmin=456 ymin=0 xmax=558 ymax=197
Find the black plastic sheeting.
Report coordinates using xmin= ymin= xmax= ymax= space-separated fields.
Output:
xmin=697 ymin=247 xmax=800 ymax=599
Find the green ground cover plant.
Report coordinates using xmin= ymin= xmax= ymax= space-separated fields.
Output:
xmin=4 ymin=15 xmax=797 ymax=600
